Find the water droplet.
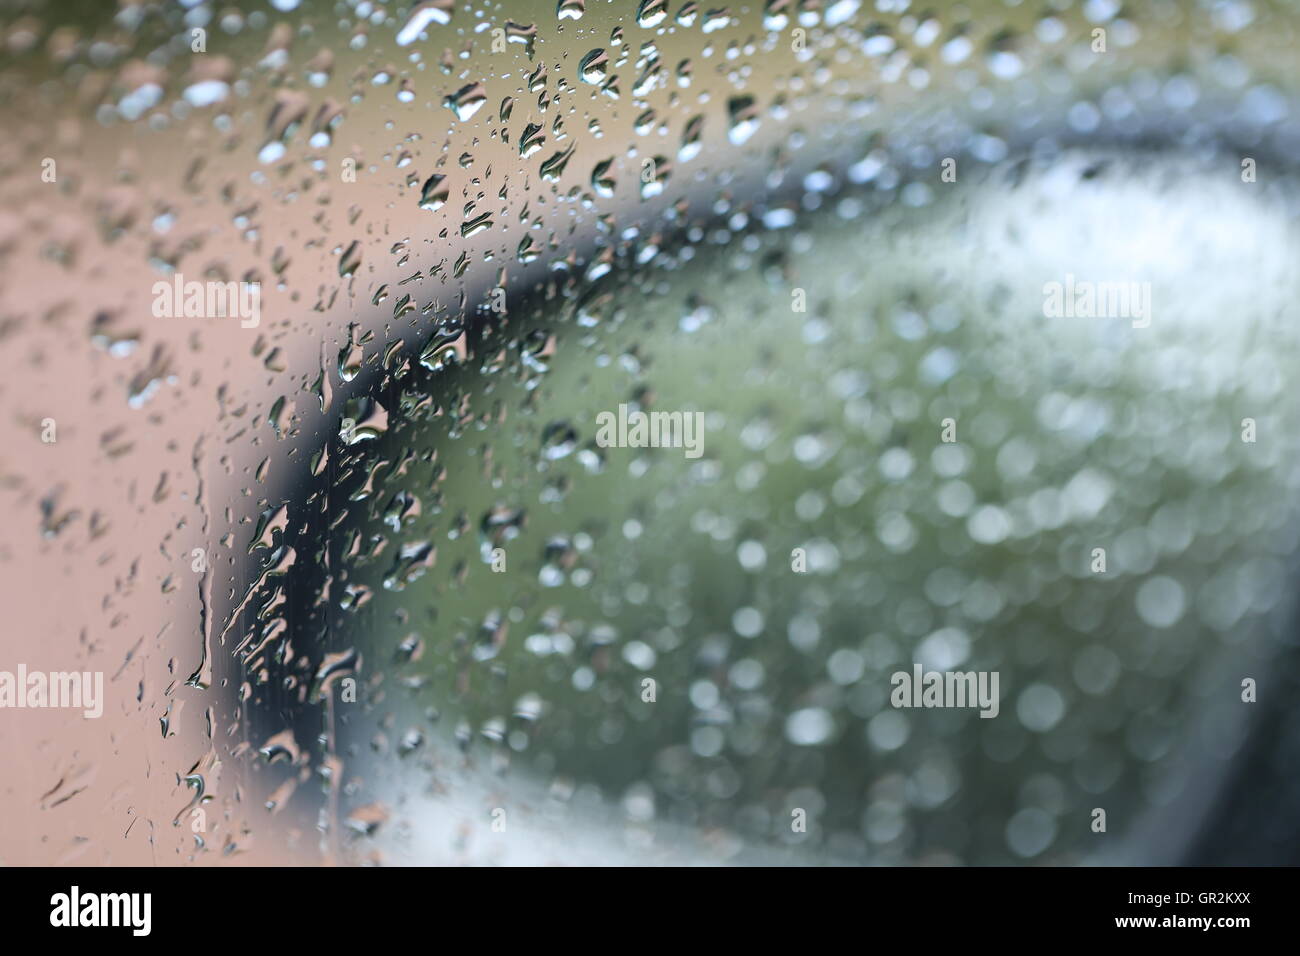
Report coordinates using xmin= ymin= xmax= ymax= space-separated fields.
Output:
xmin=727 ymin=95 xmax=760 ymax=144
xmin=557 ymin=0 xmax=586 ymax=21
xmin=419 ymin=173 xmax=448 ymax=211
xmin=591 ymin=157 xmax=616 ymax=197
xmin=637 ymin=0 xmax=669 ymax=28
xmin=443 ymin=81 xmax=487 ymax=121
xmin=579 ymin=48 xmax=609 ymax=84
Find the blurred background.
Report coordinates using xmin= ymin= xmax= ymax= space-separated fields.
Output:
xmin=0 ymin=0 xmax=1298 ymax=866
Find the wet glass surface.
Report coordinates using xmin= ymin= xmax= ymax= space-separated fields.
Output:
xmin=0 ymin=0 xmax=1298 ymax=866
